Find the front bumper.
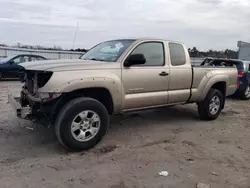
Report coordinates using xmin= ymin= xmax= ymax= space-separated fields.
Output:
xmin=8 ymin=94 xmax=31 ymax=119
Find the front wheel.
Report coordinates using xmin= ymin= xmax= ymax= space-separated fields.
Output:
xmin=55 ymin=97 xmax=109 ymax=151
xmin=198 ymin=88 xmax=223 ymax=120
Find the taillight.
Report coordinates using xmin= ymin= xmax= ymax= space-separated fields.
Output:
xmin=238 ymin=72 xmax=244 ymax=78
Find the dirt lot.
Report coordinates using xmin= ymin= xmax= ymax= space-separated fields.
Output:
xmin=0 ymin=81 xmax=250 ymax=188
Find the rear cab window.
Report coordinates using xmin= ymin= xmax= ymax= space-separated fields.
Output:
xmin=169 ymin=43 xmax=186 ymax=66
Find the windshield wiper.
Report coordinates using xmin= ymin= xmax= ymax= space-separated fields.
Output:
xmin=86 ymin=58 xmax=104 ymax=61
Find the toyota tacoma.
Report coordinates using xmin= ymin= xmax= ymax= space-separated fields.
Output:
xmin=8 ymin=38 xmax=238 ymax=151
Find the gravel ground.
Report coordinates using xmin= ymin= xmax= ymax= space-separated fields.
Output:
xmin=0 ymin=81 xmax=250 ymax=188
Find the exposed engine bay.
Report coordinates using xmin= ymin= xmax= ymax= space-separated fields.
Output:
xmin=21 ymin=70 xmax=53 ymax=97
xmin=9 ymin=70 xmax=62 ymax=126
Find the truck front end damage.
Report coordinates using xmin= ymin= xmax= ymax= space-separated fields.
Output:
xmin=8 ymin=70 xmax=61 ymax=125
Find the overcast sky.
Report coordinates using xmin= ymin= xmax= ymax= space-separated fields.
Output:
xmin=0 ymin=0 xmax=249 ymax=50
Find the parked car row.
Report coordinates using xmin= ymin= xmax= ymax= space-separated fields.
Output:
xmin=0 ymin=54 xmax=47 ymax=80
xmin=200 ymin=58 xmax=250 ymax=100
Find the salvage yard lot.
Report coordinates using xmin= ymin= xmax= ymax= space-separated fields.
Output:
xmin=0 ymin=81 xmax=250 ymax=188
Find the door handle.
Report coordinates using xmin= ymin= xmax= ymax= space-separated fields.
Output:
xmin=159 ymin=71 xmax=169 ymax=76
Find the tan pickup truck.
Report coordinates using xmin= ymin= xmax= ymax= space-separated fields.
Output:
xmin=9 ymin=38 xmax=237 ymax=151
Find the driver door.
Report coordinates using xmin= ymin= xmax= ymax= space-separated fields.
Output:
xmin=122 ymin=41 xmax=169 ymax=111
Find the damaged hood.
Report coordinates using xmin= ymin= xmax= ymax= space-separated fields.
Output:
xmin=20 ymin=59 xmax=120 ymax=72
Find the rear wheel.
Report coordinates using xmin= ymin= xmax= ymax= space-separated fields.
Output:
xmin=0 ymin=72 xmax=3 ymax=80
xmin=239 ymin=85 xmax=250 ymax=100
xmin=55 ymin=97 xmax=109 ymax=151
xmin=198 ymin=88 xmax=223 ymax=120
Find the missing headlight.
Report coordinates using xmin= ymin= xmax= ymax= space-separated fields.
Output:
xmin=37 ymin=71 xmax=53 ymax=88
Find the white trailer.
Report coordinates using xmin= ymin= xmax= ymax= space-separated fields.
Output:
xmin=238 ymin=41 xmax=250 ymax=61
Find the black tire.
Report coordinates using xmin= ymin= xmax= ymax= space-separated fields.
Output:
xmin=0 ymin=72 xmax=3 ymax=80
xmin=198 ymin=88 xmax=223 ymax=120
xmin=55 ymin=97 xmax=109 ymax=151
xmin=239 ymin=85 xmax=250 ymax=100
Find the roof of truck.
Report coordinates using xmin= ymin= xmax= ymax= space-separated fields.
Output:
xmin=106 ymin=38 xmax=184 ymax=45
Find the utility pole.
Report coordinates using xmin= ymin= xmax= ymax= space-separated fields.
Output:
xmin=72 ymin=22 xmax=79 ymax=49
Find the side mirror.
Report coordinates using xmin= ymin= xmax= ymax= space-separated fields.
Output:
xmin=124 ymin=54 xmax=146 ymax=67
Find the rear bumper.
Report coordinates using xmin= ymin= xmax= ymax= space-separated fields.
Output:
xmin=236 ymin=82 xmax=248 ymax=94
xmin=8 ymin=94 xmax=32 ymax=119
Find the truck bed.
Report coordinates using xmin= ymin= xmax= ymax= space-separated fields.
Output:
xmin=189 ymin=66 xmax=238 ymax=102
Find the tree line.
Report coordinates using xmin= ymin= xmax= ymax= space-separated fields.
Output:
xmin=188 ymin=47 xmax=238 ymax=59
xmin=0 ymin=43 xmax=88 ymax=52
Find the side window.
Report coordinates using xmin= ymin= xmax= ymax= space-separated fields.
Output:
xmin=248 ymin=63 xmax=250 ymax=72
xmin=12 ymin=56 xmax=31 ymax=64
xmin=30 ymin=56 xmax=38 ymax=61
xmin=13 ymin=56 xmax=22 ymax=64
xmin=22 ymin=56 xmax=29 ymax=63
xmin=23 ymin=56 xmax=30 ymax=62
xmin=27 ymin=56 xmax=34 ymax=62
xmin=131 ymin=42 xmax=164 ymax=66
xmin=169 ymin=43 xmax=186 ymax=66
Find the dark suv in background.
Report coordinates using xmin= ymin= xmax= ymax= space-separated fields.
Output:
xmin=201 ymin=58 xmax=250 ymax=100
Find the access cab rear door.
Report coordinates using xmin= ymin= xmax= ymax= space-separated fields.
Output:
xmin=167 ymin=42 xmax=192 ymax=104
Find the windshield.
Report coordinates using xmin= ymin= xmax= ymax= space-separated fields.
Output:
xmin=0 ymin=55 xmax=15 ymax=64
xmin=80 ymin=39 xmax=135 ymax=62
